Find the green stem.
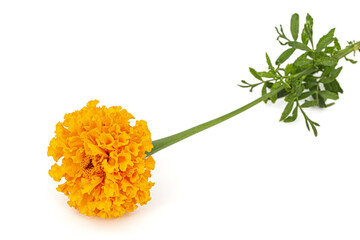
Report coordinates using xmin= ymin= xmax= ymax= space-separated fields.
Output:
xmin=335 ymin=41 xmax=360 ymax=59
xmin=147 ymin=86 xmax=284 ymax=156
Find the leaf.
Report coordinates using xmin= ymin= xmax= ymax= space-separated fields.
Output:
xmin=294 ymin=85 xmax=305 ymax=97
xmin=270 ymin=82 xmax=281 ymax=103
xmin=325 ymin=102 xmax=335 ymax=108
xmin=318 ymin=91 xmax=339 ymax=100
xmin=304 ymin=76 xmax=318 ymax=88
xmin=294 ymin=53 xmax=312 ymax=68
xmin=305 ymin=118 xmax=310 ymax=131
xmin=284 ymin=105 xmax=298 ymax=123
xmin=320 ymin=67 xmax=342 ymax=84
xmin=298 ymin=90 xmax=316 ymax=100
xmin=316 ymin=28 xmax=335 ymax=51
xmin=315 ymin=56 xmax=338 ymax=67
xmin=310 ymin=121 xmax=318 ymax=137
xmin=266 ymin=53 xmax=275 ymax=72
xmin=345 ymin=57 xmax=358 ymax=64
xmin=249 ymin=67 xmax=263 ymax=81
xmin=301 ymin=100 xmax=318 ymax=108
xmin=288 ymin=41 xmax=312 ymax=52
xmin=334 ymin=37 xmax=341 ymax=51
xmin=304 ymin=13 xmax=314 ymax=47
xmin=306 ymin=13 xmax=313 ymax=28
xmin=285 ymin=63 xmax=297 ymax=75
xmin=301 ymin=28 xmax=309 ymax=45
xmin=262 ymin=84 xmax=268 ymax=103
xmin=276 ymin=48 xmax=296 ymax=65
xmin=257 ymin=71 xmax=275 ymax=78
xmin=280 ymin=100 xmax=295 ymax=121
xmin=325 ymin=80 xmax=343 ymax=94
xmin=290 ymin=13 xmax=300 ymax=41
xmin=285 ymin=92 xmax=295 ymax=102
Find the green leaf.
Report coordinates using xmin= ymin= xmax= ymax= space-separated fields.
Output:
xmin=310 ymin=121 xmax=318 ymax=136
xmin=290 ymin=13 xmax=300 ymax=41
xmin=305 ymin=118 xmax=310 ymax=131
xmin=325 ymin=80 xmax=343 ymax=94
xmin=288 ymin=41 xmax=312 ymax=52
xmin=265 ymin=53 xmax=275 ymax=72
xmin=270 ymin=82 xmax=281 ymax=103
xmin=325 ymin=102 xmax=335 ymax=108
xmin=285 ymin=92 xmax=295 ymax=102
xmin=306 ymin=13 xmax=313 ymax=28
xmin=303 ymin=76 xmax=318 ymax=88
xmin=298 ymin=90 xmax=316 ymax=100
xmin=345 ymin=57 xmax=358 ymax=64
xmin=320 ymin=67 xmax=342 ymax=84
xmin=284 ymin=105 xmax=298 ymax=123
xmin=249 ymin=67 xmax=263 ymax=81
xmin=301 ymin=28 xmax=309 ymax=45
xmin=276 ymin=48 xmax=296 ymax=65
xmin=261 ymin=84 xmax=268 ymax=103
xmin=257 ymin=71 xmax=276 ymax=78
xmin=301 ymin=100 xmax=318 ymax=108
xmin=316 ymin=28 xmax=335 ymax=51
xmin=315 ymin=56 xmax=338 ymax=67
xmin=280 ymin=100 xmax=295 ymax=121
xmin=319 ymin=90 xmax=339 ymax=100
xmin=334 ymin=38 xmax=341 ymax=50
xmin=294 ymin=85 xmax=305 ymax=97
xmin=304 ymin=13 xmax=314 ymax=47
xmin=294 ymin=53 xmax=313 ymax=68
xmin=285 ymin=63 xmax=297 ymax=76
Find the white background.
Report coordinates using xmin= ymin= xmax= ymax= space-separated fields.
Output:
xmin=1 ymin=0 xmax=360 ymax=239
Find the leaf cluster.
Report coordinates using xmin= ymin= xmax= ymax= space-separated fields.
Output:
xmin=238 ymin=13 xmax=359 ymax=136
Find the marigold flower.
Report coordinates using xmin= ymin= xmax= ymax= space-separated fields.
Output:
xmin=47 ymin=100 xmax=155 ymax=218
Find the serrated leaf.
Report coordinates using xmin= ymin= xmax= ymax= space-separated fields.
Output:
xmin=316 ymin=28 xmax=335 ymax=51
xmin=276 ymin=48 xmax=296 ymax=65
xmin=318 ymin=90 xmax=339 ymax=100
xmin=290 ymin=13 xmax=300 ymax=41
xmin=280 ymin=100 xmax=295 ymax=121
xmin=249 ymin=67 xmax=263 ymax=81
xmin=288 ymin=41 xmax=312 ymax=52
xmin=301 ymin=100 xmax=318 ymax=108
xmin=315 ymin=56 xmax=338 ymax=67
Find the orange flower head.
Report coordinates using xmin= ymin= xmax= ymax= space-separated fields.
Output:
xmin=47 ymin=100 xmax=155 ymax=218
